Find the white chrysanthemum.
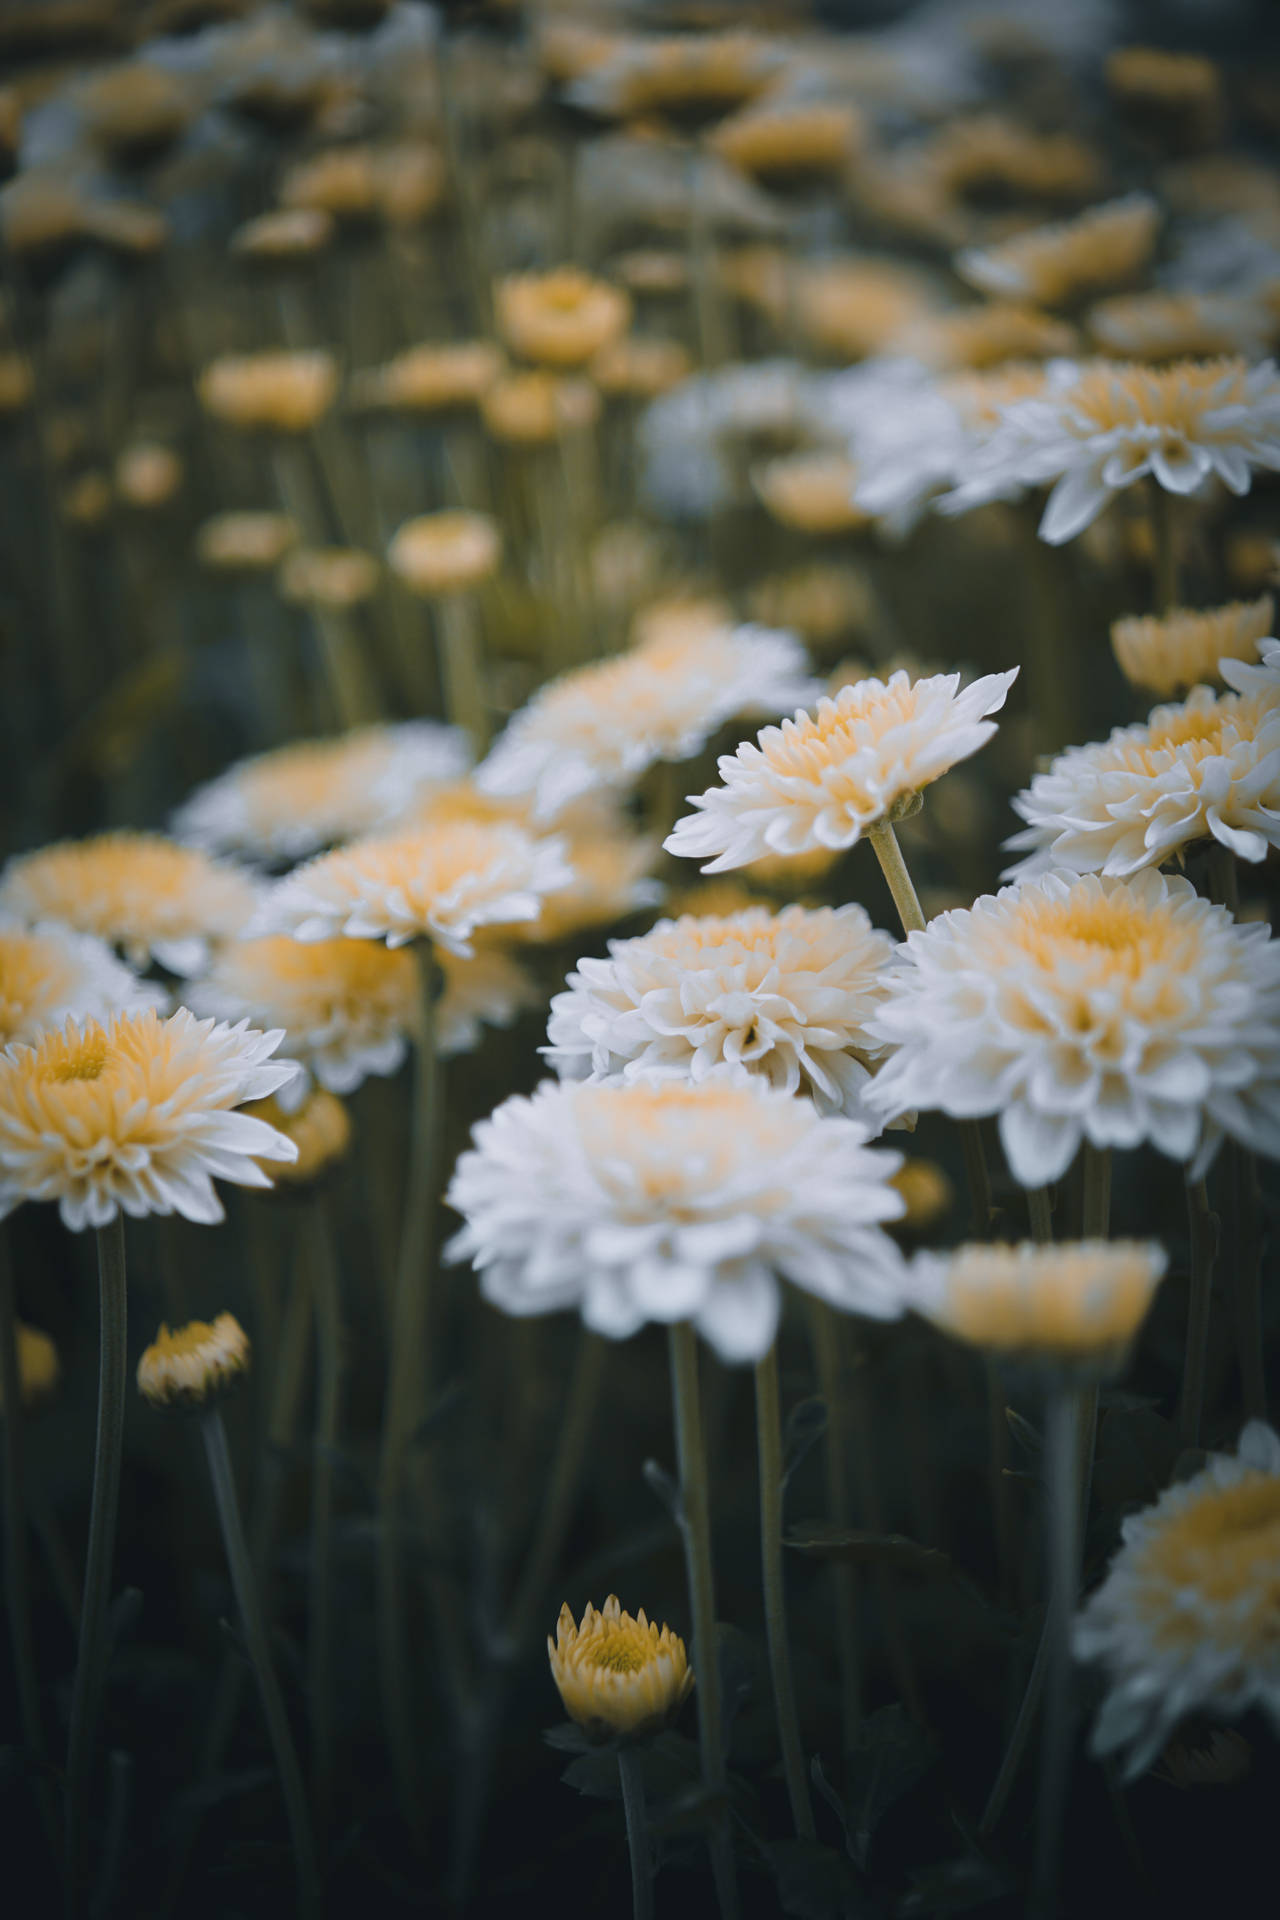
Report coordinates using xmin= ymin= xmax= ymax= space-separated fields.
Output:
xmin=0 ymin=1010 xmax=298 ymax=1232
xmin=477 ymin=623 xmax=816 ymax=822
xmin=445 ymin=1078 xmax=907 ymax=1363
xmin=0 ymin=917 xmax=165 ymax=1048
xmin=864 ymin=870 xmax=1280 ymax=1187
xmin=665 ymin=668 xmax=1017 ymax=873
xmin=1110 ymin=597 xmax=1274 ymax=699
xmin=254 ymin=821 xmax=572 ymax=956
xmin=948 ymin=357 xmax=1280 ymax=546
xmin=172 ymin=722 xmax=472 ymax=864
xmin=1221 ymin=635 xmax=1280 ymax=699
xmin=1004 ymin=680 xmax=1280 ymax=877
xmin=1075 ymin=1421 xmax=1280 ymax=1780
xmin=0 ymin=834 xmax=257 ymax=976
xmin=545 ymin=904 xmax=895 ymax=1117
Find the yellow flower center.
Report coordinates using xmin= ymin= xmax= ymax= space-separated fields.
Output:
xmin=1137 ymin=1473 xmax=1280 ymax=1649
xmin=1068 ymin=358 xmax=1249 ymax=434
xmin=43 ymin=1033 xmax=112 ymax=1083
xmin=587 ymin=1633 xmax=652 ymax=1674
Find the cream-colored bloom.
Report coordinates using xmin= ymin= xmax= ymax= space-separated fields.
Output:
xmin=496 ymin=268 xmax=631 ymax=369
xmin=355 ymin=341 xmax=502 ymax=414
xmin=278 ymin=547 xmax=379 ymax=609
xmin=0 ymin=1322 xmax=59 ymax=1413
xmin=549 ymin=1596 xmax=694 ymax=1739
xmin=245 ymin=1089 xmax=351 ymax=1186
xmin=1075 ymin=1421 xmax=1280 ymax=1779
xmin=173 ymin=724 xmax=471 ymax=865
xmin=954 ymin=358 xmax=1280 ymax=546
xmin=231 ymin=207 xmax=333 ymax=260
xmin=446 ymin=1078 xmax=906 ymax=1363
xmin=0 ymin=917 xmax=165 ymax=1048
xmin=478 ymin=623 xmax=816 ymax=823
xmin=956 ymin=194 xmax=1160 ymax=309
xmin=1110 ymin=597 xmax=1274 ymax=698
xmin=710 ymin=100 xmax=862 ymax=181
xmin=666 ymin=668 xmax=1017 ymax=872
xmin=388 ymin=512 xmax=501 ymax=596
xmin=196 ymin=511 xmax=298 ymax=571
xmin=0 ymin=834 xmax=257 ymax=976
xmin=115 ymin=443 xmax=182 ymax=509
xmin=753 ymin=452 xmax=870 ymax=535
xmin=909 ymin=1240 xmax=1167 ymax=1375
xmin=197 ymin=350 xmax=338 ymax=433
xmin=1087 ymin=291 xmax=1271 ymax=364
xmin=0 ymin=1011 xmax=297 ymax=1231
xmin=865 ymin=870 xmax=1280 ymax=1186
xmin=137 ymin=1314 xmax=250 ymax=1410
xmin=256 ymin=821 xmax=572 ymax=955
xmin=567 ymin=31 xmax=780 ymax=121
xmin=901 ymin=304 xmax=1077 ymax=373
xmin=546 ymin=904 xmax=894 ymax=1117
xmin=1004 ymin=681 xmax=1280 ymax=876
xmin=480 ymin=371 xmax=600 ymax=445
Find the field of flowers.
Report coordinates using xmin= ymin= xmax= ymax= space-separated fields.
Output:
xmin=0 ymin=2 xmax=1278 ymax=1915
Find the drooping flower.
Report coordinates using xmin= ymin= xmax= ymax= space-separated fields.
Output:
xmin=950 ymin=357 xmax=1280 ymax=546
xmin=546 ymin=904 xmax=895 ymax=1117
xmin=909 ymin=1240 xmax=1167 ymax=1377
xmin=255 ymin=821 xmax=572 ymax=955
xmin=1003 ymin=680 xmax=1280 ymax=877
xmin=1110 ymin=596 xmax=1274 ymax=698
xmin=173 ymin=724 xmax=473 ymax=866
xmin=549 ymin=1595 xmax=694 ymax=1740
xmin=955 ymin=194 xmax=1160 ymax=309
xmin=446 ymin=1077 xmax=906 ymax=1363
xmin=665 ymin=667 xmax=1017 ymax=872
xmin=864 ymin=869 xmax=1280 ymax=1187
xmin=0 ymin=917 xmax=165 ymax=1049
xmin=137 ymin=1314 xmax=251 ymax=1410
xmin=0 ymin=1010 xmax=298 ymax=1231
xmin=1075 ymin=1421 xmax=1280 ymax=1780
xmin=478 ymin=623 xmax=816 ymax=822
xmin=0 ymin=834 xmax=257 ymax=976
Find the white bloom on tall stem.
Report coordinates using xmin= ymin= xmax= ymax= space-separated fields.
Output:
xmin=446 ymin=1078 xmax=907 ymax=1363
xmin=0 ymin=917 xmax=165 ymax=1048
xmin=477 ymin=623 xmax=816 ymax=822
xmin=1075 ymin=1421 xmax=1280 ymax=1779
xmin=665 ymin=667 xmax=1017 ymax=872
xmin=1004 ymin=677 xmax=1280 ymax=877
xmin=545 ymin=903 xmax=895 ymax=1117
xmin=947 ymin=357 xmax=1280 ymax=546
xmin=0 ymin=1010 xmax=298 ymax=1231
xmin=864 ymin=869 xmax=1280 ymax=1187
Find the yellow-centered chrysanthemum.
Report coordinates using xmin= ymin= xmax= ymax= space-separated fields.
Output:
xmin=496 ymin=268 xmax=631 ymax=369
xmin=549 ymin=1595 xmax=694 ymax=1739
xmin=956 ymin=194 xmax=1160 ymax=309
xmin=1075 ymin=1422 xmax=1280 ymax=1779
xmin=197 ymin=350 xmax=338 ymax=433
xmin=0 ymin=917 xmax=164 ymax=1048
xmin=0 ymin=834 xmax=257 ymax=976
xmin=1110 ymin=597 xmax=1274 ymax=698
xmin=388 ymin=512 xmax=502 ymax=596
xmin=137 ymin=1313 xmax=250 ymax=1410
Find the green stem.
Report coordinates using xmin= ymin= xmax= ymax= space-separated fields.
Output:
xmin=1028 ymin=1187 xmax=1054 ymax=1244
xmin=377 ymin=943 xmax=444 ymax=1827
xmin=0 ymin=1234 xmax=54 ymax=1849
xmin=64 ymin=1216 xmax=128 ymax=1916
xmin=668 ymin=1324 xmax=739 ymax=1920
xmin=308 ymin=1196 xmax=343 ymax=1835
xmin=618 ymin=1745 xmax=654 ymax=1920
xmin=754 ymin=1345 xmax=816 ymax=1840
xmin=436 ymin=592 xmax=490 ymax=751
xmin=1227 ymin=1144 xmax=1266 ymax=1424
xmin=201 ymin=1411 xmax=320 ymax=1919
xmin=504 ymin=1330 xmax=606 ymax=1651
xmin=1150 ymin=484 xmax=1179 ymax=616
xmin=807 ymin=1303 xmax=862 ymax=1777
xmin=1178 ymin=1177 xmax=1218 ymax=1451
xmin=1031 ymin=1385 xmax=1083 ymax=1920
xmin=1081 ymin=1143 xmax=1112 ymax=1241
xmin=985 ymin=1360 xmax=1015 ymax=1610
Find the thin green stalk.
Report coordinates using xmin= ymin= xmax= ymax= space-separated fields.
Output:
xmin=201 ymin=1410 xmax=320 ymax=1919
xmin=436 ymin=592 xmax=490 ymax=751
xmin=65 ymin=1216 xmax=129 ymax=1916
xmin=985 ymin=1360 xmax=1015 ymax=1610
xmin=1081 ymin=1143 xmax=1112 ymax=1241
xmin=1031 ymin=1385 xmax=1083 ymax=1920
xmin=308 ymin=1196 xmax=343 ymax=1835
xmin=504 ymin=1331 xmax=606 ymax=1651
xmin=1028 ymin=1188 xmax=1054 ymax=1244
xmin=377 ymin=944 xmax=443 ymax=1828
xmin=618 ymin=1745 xmax=654 ymax=1920
xmin=668 ymin=1324 xmax=739 ymax=1920
xmin=1150 ymin=485 xmax=1179 ymax=616
xmin=1227 ymin=1143 xmax=1266 ymax=1424
xmin=1178 ymin=1177 xmax=1218 ymax=1451
xmin=754 ymin=1345 xmax=815 ymax=1839
xmin=0 ymin=1235 xmax=54 ymax=1849
xmin=844 ymin=1325 xmax=926 ymax=1725
xmin=806 ymin=1303 xmax=862 ymax=1777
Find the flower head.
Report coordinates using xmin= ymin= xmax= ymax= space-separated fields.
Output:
xmin=1087 ymin=291 xmax=1271 ymax=364
xmin=549 ymin=1596 xmax=694 ymax=1740
xmin=446 ymin=1078 xmax=906 ymax=1363
xmin=137 ymin=1314 xmax=250 ymax=1410
xmin=753 ymin=452 xmax=869 ymax=535
xmin=710 ymin=101 xmax=862 ymax=182
xmin=546 ymin=903 xmax=895 ymax=1118
xmin=666 ymin=668 xmax=1017 ymax=872
xmin=864 ymin=870 xmax=1280 ymax=1186
xmin=496 ymin=268 xmax=631 ymax=369
xmin=480 ymin=371 xmax=600 ymax=445
xmin=256 ymin=821 xmax=572 ymax=955
xmin=0 ymin=918 xmax=164 ymax=1049
xmin=0 ymin=1323 xmax=59 ymax=1413
xmin=173 ymin=724 xmax=471 ymax=865
xmin=956 ymin=194 xmax=1160 ymax=309
xmin=1110 ymin=597 xmax=1274 ymax=698
xmin=244 ymin=1089 xmax=351 ymax=1186
xmin=1075 ymin=1421 xmax=1280 ymax=1779
xmin=479 ymin=623 xmax=816 ymax=823
xmin=355 ymin=341 xmax=502 ymax=414
xmin=0 ymin=1010 xmax=298 ymax=1231
xmin=1004 ymin=681 xmax=1280 ymax=877
xmin=909 ymin=1239 xmax=1167 ymax=1377
xmin=198 ymin=350 xmax=338 ymax=434
xmin=388 ymin=512 xmax=502 ymax=597
xmin=278 ymin=547 xmax=379 ymax=609
xmin=196 ymin=511 xmax=298 ymax=572
xmin=0 ymin=834 xmax=257 ymax=976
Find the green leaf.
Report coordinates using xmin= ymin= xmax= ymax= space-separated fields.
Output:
xmin=543 ymin=1721 xmax=592 ymax=1754
xmin=762 ymin=1839 xmax=873 ymax=1918
xmin=560 ymin=1749 xmax=621 ymax=1800
xmin=901 ymin=1854 xmax=1017 ymax=1914
xmin=783 ymin=1524 xmax=951 ymax=1578
xmin=847 ymin=1704 xmax=937 ymax=1869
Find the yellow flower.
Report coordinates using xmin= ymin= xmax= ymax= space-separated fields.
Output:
xmin=1088 ymin=291 xmax=1270 ymax=364
xmin=137 ymin=1314 xmax=250 ymax=1410
xmin=710 ymin=100 xmax=862 ymax=182
xmin=480 ymin=371 xmax=600 ymax=445
xmin=957 ymin=194 xmax=1160 ymax=309
xmin=793 ymin=257 xmax=935 ymax=363
xmin=388 ymin=512 xmax=502 ymax=597
xmin=245 ymin=1089 xmax=351 ymax=1186
xmin=278 ymin=547 xmax=379 ymax=609
xmin=901 ymin=303 xmax=1077 ymax=373
xmin=1106 ymin=46 xmax=1223 ymax=147
xmin=0 ymin=1322 xmax=60 ymax=1413
xmin=354 ymin=341 xmax=502 ymax=414
xmin=115 ymin=443 xmax=183 ymax=509
xmin=1110 ymin=597 xmax=1275 ymax=698
xmin=80 ymin=62 xmax=193 ymax=157
xmin=753 ymin=451 xmax=870 ymax=535
xmin=196 ymin=511 xmax=298 ymax=572
xmin=924 ymin=114 xmax=1102 ymax=205
xmin=590 ymin=336 xmax=691 ymax=399
xmin=496 ymin=268 xmax=631 ymax=369
xmin=548 ymin=1596 xmax=694 ymax=1740
xmin=230 ymin=207 xmax=334 ymax=260
xmin=569 ymin=31 xmax=778 ymax=122
xmin=198 ymin=350 xmax=338 ymax=434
